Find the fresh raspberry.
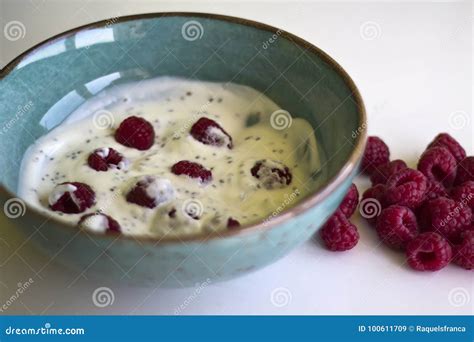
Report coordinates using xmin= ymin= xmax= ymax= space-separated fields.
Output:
xmin=250 ymin=159 xmax=292 ymax=189
xmin=360 ymin=184 xmax=387 ymax=225
xmin=49 ymin=182 xmax=95 ymax=214
xmin=227 ymin=217 xmax=241 ymax=229
xmin=362 ymin=184 xmax=387 ymax=205
xmin=451 ymin=228 xmax=474 ymax=270
xmin=78 ymin=213 xmax=121 ymax=234
xmin=376 ymin=205 xmax=418 ymax=250
xmin=417 ymin=146 xmax=457 ymax=187
xmin=339 ymin=183 xmax=359 ymax=218
xmin=320 ymin=210 xmax=359 ymax=251
xmin=385 ymin=168 xmax=427 ymax=208
xmin=171 ymin=160 xmax=212 ymax=183
xmin=455 ymin=156 xmax=474 ymax=185
xmin=406 ymin=232 xmax=452 ymax=271
xmin=115 ymin=116 xmax=155 ymax=150
xmin=361 ymin=136 xmax=390 ymax=175
xmin=427 ymin=133 xmax=466 ymax=163
xmin=87 ymin=147 xmax=128 ymax=171
xmin=450 ymin=181 xmax=474 ymax=213
xmin=424 ymin=180 xmax=448 ymax=202
xmin=126 ymin=176 xmax=174 ymax=208
xmin=190 ymin=117 xmax=233 ymax=148
xmin=418 ymin=197 xmax=472 ymax=241
xmin=370 ymin=159 xmax=407 ymax=185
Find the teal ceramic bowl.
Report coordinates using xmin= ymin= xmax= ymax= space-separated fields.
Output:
xmin=0 ymin=13 xmax=366 ymax=287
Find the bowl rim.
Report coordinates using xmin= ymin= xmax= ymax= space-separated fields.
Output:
xmin=0 ymin=12 xmax=367 ymax=244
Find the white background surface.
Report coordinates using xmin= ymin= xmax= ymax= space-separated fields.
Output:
xmin=0 ymin=0 xmax=473 ymax=315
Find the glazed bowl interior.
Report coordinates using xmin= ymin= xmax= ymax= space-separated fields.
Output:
xmin=0 ymin=13 xmax=364 ymax=235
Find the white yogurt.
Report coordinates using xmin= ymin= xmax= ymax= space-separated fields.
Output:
xmin=18 ymin=77 xmax=322 ymax=237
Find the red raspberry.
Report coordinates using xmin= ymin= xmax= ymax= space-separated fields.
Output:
xmin=227 ymin=217 xmax=241 ymax=229
xmin=376 ymin=205 xmax=418 ymax=250
xmin=418 ymin=197 xmax=472 ymax=241
xmin=451 ymin=228 xmax=474 ymax=270
xmin=427 ymin=133 xmax=466 ymax=163
xmin=115 ymin=116 xmax=155 ymax=150
xmin=424 ymin=180 xmax=448 ymax=202
xmin=385 ymin=168 xmax=427 ymax=208
xmin=339 ymin=183 xmax=359 ymax=218
xmin=362 ymin=184 xmax=387 ymax=205
xmin=320 ymin=210 xmax=359 ymax=251
xmin=417 ymin=146 xmax=457 ymax=187
xmin=250 ymin=159 xmax=292 ymax=189
xmin=49 ymin=182 xmax=95 ymax=214
xmin=361 ymin=136 xmax=390 ymax=175
xmin=190 ymin=117 xmax=233 ymax=148
xmin=126 ymin=176 xmax=174 ymax=208
xmin=78 ymin=213 xmax=121 ymax=234
xmin=455 ymin=156 xmax=474 ymax=185
xmin=370 ymin=159 xmax=407 ymax=185
xmin=450 ymin=181 xmax=474 ymax=213
xmin=87 ymin=147 xmax=128 ymax=171
xmin=171 ymin=160 xmax=212 ymax=183
xmin=360 ymin=184 xmax=387 ymax=225
xmin=406 ymin=232 xmax=452 ymax=271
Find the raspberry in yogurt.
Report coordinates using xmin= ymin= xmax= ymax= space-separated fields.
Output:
xmin=126 ymin=176 xmax=175 ymax=209
xmin=115 ymin=116 xmax=155 ymax=150
xmin=251 ymin=159 xmax=292 ymax=189
xmin=78 ymin=213 xmax=121 ymax=234
xmin=49 ymin=182 xmax=95 ymax=214
xmin=88 ymin=147 xmax=128 ymax=171
xmin=171 ymin=160 xmax=213 ymax=183
xmin=190 ymin=117 xmax=233 ymax=148
xmin=227 ymin=217 xmax=241 ymax=229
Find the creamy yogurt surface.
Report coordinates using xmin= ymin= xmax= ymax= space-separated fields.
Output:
xmin=19 ymin=77 xmax=321 ymax=237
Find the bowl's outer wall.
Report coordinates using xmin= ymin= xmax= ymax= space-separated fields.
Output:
xmin=0 ymin=15 xmax=364 ymax=286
